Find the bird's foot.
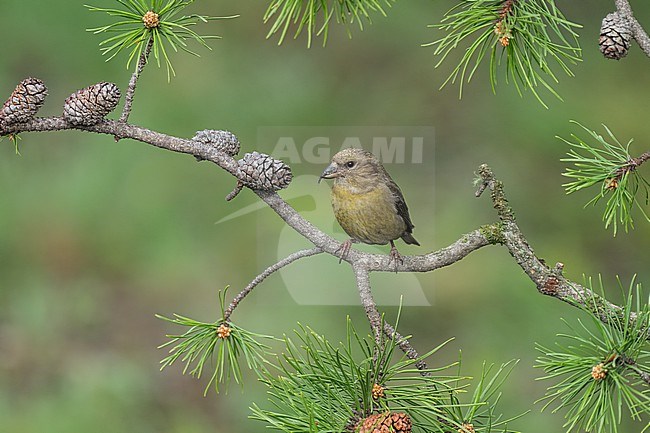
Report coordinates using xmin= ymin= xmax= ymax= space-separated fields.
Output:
xmin=335 ymin=239 xmax=353 ymax=264
xmin=388 ymin=241 xmax=403 ymax=273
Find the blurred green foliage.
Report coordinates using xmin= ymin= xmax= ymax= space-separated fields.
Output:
xmin=1 ymin=1 xmax=649 ymax=432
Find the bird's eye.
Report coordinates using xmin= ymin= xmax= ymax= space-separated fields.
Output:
xmin=346 ymin=161 xmax=356 ymax=168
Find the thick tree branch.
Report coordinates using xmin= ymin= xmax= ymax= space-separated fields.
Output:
xmin=615 ymin=0 xmax=650 ymax=57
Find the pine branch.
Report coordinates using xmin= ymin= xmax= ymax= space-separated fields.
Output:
xmin=157 ymin=311 xmax=275 ymax=394
xmin=223 ymin=247 xmax=323 ymax=321
xmin=264 ymin=0 xmax=395 ymax=47
xmin=560 ymin=122 xmax=650 ymax=235
xmin=4 ymin=114 xmax=648 ymax=347
xmin=118 ymin=36 xmax=153 ymax=128
xmin=86 ymin=0 xmax=233 ymax=81
xmin=427 ymin=0 xmax=581 ymax=108
xmin=536 ymin=276 xmax=650 ymax=433
xmin=250 ymin=317 xmax=519 ymax=433
xmin=476 ymin=164 xmax=649 ymax=339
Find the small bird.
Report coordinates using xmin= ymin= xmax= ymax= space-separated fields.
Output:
xmin=319 ymin=148 xmax=419 ymax=266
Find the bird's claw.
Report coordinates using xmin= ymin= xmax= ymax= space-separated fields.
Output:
xmin=335 ymin=239 xmax=353 ymax=264
xmin=388 ymin=241 xmax=403 ymax=273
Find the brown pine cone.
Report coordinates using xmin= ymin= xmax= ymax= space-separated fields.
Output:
xmin=356 ymin=412 xmax=412 ymax=433
xmin=236 ymin=151 xmax=292 ymax=191
xmin=192 ymin=129 xmax=240 ymax=156
xmin=599 ymin=12 xmax=631 ymax=60
xmin=0 ymin=77 xmax=47 ymax=127
xmin=63 ymin=82 xmax=121 ymax=126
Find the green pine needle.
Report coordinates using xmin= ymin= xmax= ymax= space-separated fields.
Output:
xmin=4 ymin=134 xmax=22 ymax=155
xmin=560 ymin=121 xmax=650 ymax=235
xmin=427 ymin=0 xmax=581 ymax=108
xmin=157 ymin=288 xmax=275 ymax=395
xmin=250 ymin=317 xmax=522 ymax=432
xmin=536 ymin=275 xmax=650 ymax=433
xmin=263 ymin=0 xmax=395 ymax=47
xmin=86 ymin=0 xmax=237 ymax=81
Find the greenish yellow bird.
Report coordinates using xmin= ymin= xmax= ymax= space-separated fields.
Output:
xmin=319 ymin=148 xmax=420 ymax=264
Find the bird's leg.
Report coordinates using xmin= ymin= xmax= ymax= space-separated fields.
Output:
xmin=335 ymin=238 xmax=356 ymax=263
xmin=388 ymin=240 xmax=404 ymax=272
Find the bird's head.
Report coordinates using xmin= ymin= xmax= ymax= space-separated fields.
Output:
xmin=319 ymin=148 xmax=382 ymax=186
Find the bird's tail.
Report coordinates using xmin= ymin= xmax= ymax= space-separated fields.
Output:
xmin=401 ymin=232 xmax=420 ymax=246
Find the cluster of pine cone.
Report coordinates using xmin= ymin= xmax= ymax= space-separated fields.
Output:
xmin=0 ymin=77 xmax=121 ymax=130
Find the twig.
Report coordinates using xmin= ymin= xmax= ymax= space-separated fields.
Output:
xmin=625 ymin=150 xmax=650 ymax=173
xmin=223 ymin=247 xmax=323 ymax=321
xmin=609 ymin=150 xmax=650 ymax=184
xmin=615 ymin=0 xmax=650 ymax=57
xmin=475 ymin=163 xmax=646 ymax=336
xmin=118 ymin=37 xmax=154 ymax=128
xmin=383 ymin=321 xmax=429 ymax=373
xmin=637 ymin=369 xmax=650 ymax=386
xmin=620 ymin=355 xmax=650 ymax=386
xmin=226 ymin=181 xmax=244 ymax=201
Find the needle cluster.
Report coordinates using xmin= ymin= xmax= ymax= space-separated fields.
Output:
xmin=561 ymin=121 xmax=650 ymax=235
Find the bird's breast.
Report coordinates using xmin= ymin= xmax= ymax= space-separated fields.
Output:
xmin=330 ymin=183 xmax=406 ymax=245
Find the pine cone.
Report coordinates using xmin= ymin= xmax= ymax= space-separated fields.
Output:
xmin=236 ymin=151 xmax=292 ymax=191
xmin=356 ymin=412 xmax=412 ymax=433
xmin=0 ymin=77 xmax=47 ymax=127
xmin=63 ymin=82 xmax=121 ymax=126
xmin=192 ymin=129 xmax=240 ymax=156
xmin=599 ymin=12 xmax=631 ymax=60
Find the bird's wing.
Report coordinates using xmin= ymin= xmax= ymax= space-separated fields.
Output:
xmin=386 ymin=177 xmax=415 ymax=232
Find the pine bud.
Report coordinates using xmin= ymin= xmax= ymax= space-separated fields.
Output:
xmin=0 ymin=77 xmax=48 ymax=127
xmin=216 ymin=323 xmax=232 ymax=339
xmin=458 ymin=423 xmax=476 ymax=433
xmin=605 ymin=177 xmax=619 ymax=190
xmin=371 ymin=383 xmax=385 ymax=400
xmin=599 ymin=12 xmax=631 ymax=60
xmin=591 ymin=363 xmax=607 ymax=381
xmin=236 ymin=151 xmax=292 ymax=191
xmin=63 ymin=82 xmax=121 ymax=126
xmin=142 ymin=10 xmax=160 ymax=29
xmin=192 ymin=129 xmax=240 ymax=156
xmin=356 ymin=412 xmax=412 ymax=433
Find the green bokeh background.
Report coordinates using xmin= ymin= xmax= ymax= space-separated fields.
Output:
xmin=1 ymin=1 xmax=649 ymax=432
